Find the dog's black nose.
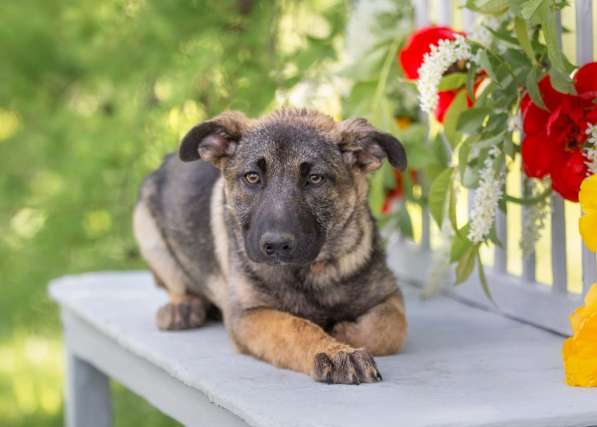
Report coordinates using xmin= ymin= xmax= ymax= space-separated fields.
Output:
xmin=260 ymin=232 xmax=296 ymax=258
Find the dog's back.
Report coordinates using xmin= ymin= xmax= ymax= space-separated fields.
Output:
xmin=134 ymin=154 xmax=221 ymax=301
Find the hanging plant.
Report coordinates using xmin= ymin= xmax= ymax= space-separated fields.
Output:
xmin=408 ymin=0 xmax=596 ymax=295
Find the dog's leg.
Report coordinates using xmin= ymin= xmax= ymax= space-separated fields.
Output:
xmin=156 ymin=291 xmax=208 ymax=331
xmin=331 ymin=292 xmax=407 ymax=356
xmin=230 ymin=309 xmax=382 ymax=384
xmin=134 ymin=202 xmax=209 ymax=330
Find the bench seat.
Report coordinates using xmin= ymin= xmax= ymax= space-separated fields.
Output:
xmin=49 ymin=271 xmax=597 ymax=427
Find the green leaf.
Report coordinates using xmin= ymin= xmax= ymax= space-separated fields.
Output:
xmin=514 ymin=17 xmax=536 ymax=64
xmin=431 ymin=133 xmax=449 ymax=168
xmin=488 ymin=226 xmax=503 ymax=248
xmin=448 ymin=181 xmax=458 ymax=231
xmin=476 ymin=130 xmax=507 ymax=150
xmin=456 ymin=107 xmax=490 ymax=134
xmin=455 ymin=244 xmax=478 ymax=284
xmin=450 ymin=225 xmax=473 ymax=262
xmin=476 ymin=50 xmax=498 ymax=83
xmin=438 ymin=73 xmax=467 ymax=91
xmin=549 ymin=67 xmax=575 ymax=94
xmin=337 ymin=46 xmax=387 ymax=81
xmin=382 ymin=160 xmax=397 ymax=189
xmin=428 ymin=168 xmax=454 ymax=228
xmin=477 ymin=253 xmax=495 ymax=303
xmin=538 ymin=1 xmax=576 ymax=93
xmin=396 ymin=203 xmax=414 ymax=240
xmin=525 ymin=67 xmax=546 ymax=109
xmin=443 ymin=90 xmax=468 ymax=147
xmin=465 ymin=0 xmax=509 ymax=15
xmin=462 ymin=166 xmax=480 ymax=188
xmin=458 ymin=135 xmax=476 ymax=180
xmin=520 ymin=0 xmax=545 ymax=21
xmin=466 ymin=61 xmax=478 ymax=99
xmin=368 ymin=166 xmax=386 ymax=217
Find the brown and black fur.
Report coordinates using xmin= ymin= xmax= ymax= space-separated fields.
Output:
xmin=133 ymin=108 xmax=407 ymax=384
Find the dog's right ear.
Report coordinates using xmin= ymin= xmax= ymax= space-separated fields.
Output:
xmin=179 ymin=111 xmax=250 ymax=165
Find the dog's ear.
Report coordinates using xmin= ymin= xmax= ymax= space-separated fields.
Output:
xmin=337 ymin=118 xmax=407 ymax=172
xmin=179 ymin=111 xmax=251 ymax=165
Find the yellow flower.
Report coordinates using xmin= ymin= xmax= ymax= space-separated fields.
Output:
xmin=563 ymin=284 xmax=597 ymax=387
xmin=579 ymin=174 xmax=597 ymax=252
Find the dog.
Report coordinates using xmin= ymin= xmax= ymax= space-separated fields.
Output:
xmin=133 ymin=108 xmax=407 ymax=384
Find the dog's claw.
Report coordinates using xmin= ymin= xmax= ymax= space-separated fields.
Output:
xmin=312 ymin=348 xmax=382 ymax=385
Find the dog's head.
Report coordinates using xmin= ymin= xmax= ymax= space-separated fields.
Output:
xmin=179 ymin=109 xmax=406 ymax=266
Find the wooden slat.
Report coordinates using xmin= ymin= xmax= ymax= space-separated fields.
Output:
xmin=461 ymin=3 xmax=476 ymax=29
xmin=582 ymin=248 xmax=597 ymax=293
xmin=549 ymin=12 xmax=568 ymax=294
xmin=421 ymin=207 xmax=431 ymax=250
xmin=412 ymin=0 xmax=431 ymax=250
xmin=575 ymin=0 xmax=593 ymax=64
xmin=576 ymin=0 xmax=596 ymax=293
xmin=522 ymin=177 xmax=536 ymax=282
xmin=494 ymin=208 xmax=508 ymax=273
xmin=437 ymin=0 xmax=452 ymax=25
xmin=551 ymin=196 xmax=568 ymax=293
xmin=413 ymin=0 xmax=429 ymax=27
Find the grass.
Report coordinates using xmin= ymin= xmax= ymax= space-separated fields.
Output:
xmin=0 ymin=273 xmax=180 ymax=427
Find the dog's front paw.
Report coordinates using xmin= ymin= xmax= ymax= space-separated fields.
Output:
xmin=331 ymin=321 xmax=359 ymax=344
xmin=312 ymin=348 xmax=382 ymax=385
xmin=156 ymin=299 xmax=206 ymax=331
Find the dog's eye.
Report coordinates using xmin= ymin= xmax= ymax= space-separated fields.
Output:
xmin=244 ymin=172 xmax=261 ymax=185
xmin=308 ymin=174 xmax=324 ymax=185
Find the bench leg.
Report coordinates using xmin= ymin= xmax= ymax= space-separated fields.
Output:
xmin=66 ymin=351 xmax=112 ymax=427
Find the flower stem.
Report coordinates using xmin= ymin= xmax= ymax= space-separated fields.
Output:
xmin=504 ymin=188 xmax=552 ymax=205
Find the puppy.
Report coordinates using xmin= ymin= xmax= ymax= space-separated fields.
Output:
xmin=133 ymin=108 xmax=407 ymax=384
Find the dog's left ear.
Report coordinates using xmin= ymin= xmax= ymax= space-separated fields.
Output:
xmin=338 ymin=118 xmax=407 ymax=172
xmin=179 ymin=111 xmax=251 ymax=165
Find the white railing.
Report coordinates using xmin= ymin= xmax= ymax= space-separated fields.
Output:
xmin=387 ymin=0 xmax=597 ymax=335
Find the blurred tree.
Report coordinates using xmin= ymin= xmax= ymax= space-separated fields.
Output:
xmin=0 ymin=1 xmax=346 ymax=425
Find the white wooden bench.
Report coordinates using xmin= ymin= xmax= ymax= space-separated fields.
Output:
xmin=48 ymin=1 xmax=597 ymax=425
xmin=50 ymin=270 xmax=597 ymax=427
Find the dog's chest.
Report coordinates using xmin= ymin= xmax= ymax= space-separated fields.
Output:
xmin=255 ymin=274 xmax=370 ymax=327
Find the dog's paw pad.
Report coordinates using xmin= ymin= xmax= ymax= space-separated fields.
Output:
xmin=156 ymin=300 xmax=206 ymax=331
xmin=312 ymin=348 xmax=381 ymax=385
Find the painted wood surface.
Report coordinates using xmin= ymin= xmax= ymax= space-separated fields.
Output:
xmin=50 ymin=272 xmax=597 ymax=427
xmin=387 ymin=237 xmax=582 ymax=336
xmin=65 ymin=352 xmax=112 ymax=427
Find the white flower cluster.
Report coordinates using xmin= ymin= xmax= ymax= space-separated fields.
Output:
xmin=468 ymin=147 xmax=505 ymax=244
xmin=417 ymin=35 xmax=471 ymax=116
xmin=520 ymin=178 xmax=550 ymax=258
xmin=585 ymin=123 xmax=597 ymax=174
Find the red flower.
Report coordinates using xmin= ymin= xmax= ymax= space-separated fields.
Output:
xmin=521 ymin=62 xmax=597 ymax=202
xmin=551 ymin=151 xmax=589 ymax=202
xmin=398 ymin=26 xmax=474 ymax=123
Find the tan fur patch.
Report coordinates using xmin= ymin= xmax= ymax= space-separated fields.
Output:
xmin=332 ymin=292 xmax=407 ymax=356
xmin=133 ymin=202 xmax=187 ymax=296
xmin=307 ymin=209 xmax=373 ymax=287
xmin=211 ymin=111 xmax=254 ymax=138
xmin=259 ymin=108 xmax=341 ymax=140
xmin=231 ymin=308 xmax=352 ymax=375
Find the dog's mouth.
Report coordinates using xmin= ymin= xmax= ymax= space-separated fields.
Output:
xmin=247 ymin=253 xmax=316 ymax=267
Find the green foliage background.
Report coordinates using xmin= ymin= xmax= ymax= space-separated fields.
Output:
xmin=0 ymin=1 xmax=346 ymax=425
